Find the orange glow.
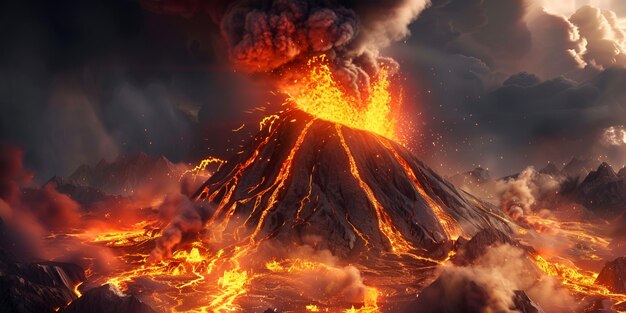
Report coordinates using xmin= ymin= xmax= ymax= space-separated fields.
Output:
xmin=336 ymin=125 xmax=413 ymax=254
xmin=344 ymin=287 xmax=379 ymax=313
xmin=285 ymin=55 xmax=398 ymax=141
xmin=249 ymin=119 xmax=315 ymax=241
xmin=181 ymin=157 xmax=226 ymax=181
xmin=210 ymin=269 xmax=249 ymax=312
xmin=533 ymin=255 xmax=625 ymax=303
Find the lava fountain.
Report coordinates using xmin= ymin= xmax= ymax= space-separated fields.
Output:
xmin=282 ymin=55 xmax=399 ymax=140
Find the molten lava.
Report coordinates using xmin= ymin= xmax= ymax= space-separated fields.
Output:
xmin=46 ymin=56 xmax=626 ymax=313
xmin=284 ymin=55 xmax=399 ymax=141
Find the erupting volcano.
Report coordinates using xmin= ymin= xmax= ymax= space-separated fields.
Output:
xmin=194 ymin=109 xmax=513 ymax=261
xmin=80 ymin=55 xmax=515 ymax=312
xmin=6 ymin=1 xmax=626 ymax=313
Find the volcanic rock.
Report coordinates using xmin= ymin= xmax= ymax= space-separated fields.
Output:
xmin=66 ymin=153 xmax=186 ymax=196
xmin=584 ymin=297 xmax=619 ymax=313
xmin=449 ymin=167 xmax=492 ymax=186
xmin=60 ymin=284 xmax=157 ymax=313
xmin=512 ymin=290 xmax=544 ymax=313
xmin=195 ymin=110 xmax=513 ymax=259
xmin=451 ymin=228 xmax=526 ymax=266
xmin=47 ymin=176 xmax=120 ymax=206
xmin=539 ymin=163 xmax=561 ymax=176
xmin=595 ymin=257 xmax=626 ymax=294
xmin=562 ymin=157 xmax=599 ymax=179
xmin=583 ymin=163 xmax=618 ymax=185
xmin=0 ymin=247 xmax=85 ymax=313
xmin=577 ymin=163 xmax=626 ymax=217
xmin=403 ymin=271 xmax=544 ymax=313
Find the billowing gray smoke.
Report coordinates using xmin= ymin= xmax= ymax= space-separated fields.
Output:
xmin=143 ymin=0 xmax=430 ymax=94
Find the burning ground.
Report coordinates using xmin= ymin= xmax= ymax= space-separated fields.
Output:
xmin=2 ymin=0 xmax=626 ymax=312
xmin=2 ymin=55 xmax=626 ymax=312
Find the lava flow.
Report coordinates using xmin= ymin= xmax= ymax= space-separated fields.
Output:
xmin=41 ymin=55 xmax=626 ymax=313
xmin=283 ymin=55 xmax=400 ymax=141
xmin=52 ymin=56 xmax=506 ymax=312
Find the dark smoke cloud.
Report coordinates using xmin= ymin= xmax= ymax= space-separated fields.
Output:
xmin=390 ymin=0 xmax=626 ymax=176
xmin=142 ymin=0 xmax=430 ymax=95
xmin=0 ymin=0 xmax=266 ymax=180
xmin=0 ymin=144 xmax=81 ymax=259
xmin=3 ymin=0 xmax=626 ymax=181
xmin=408 ymin=0 xmax=532 ymax=77
xmin=150 ymin=193 xmax=216 ymax=261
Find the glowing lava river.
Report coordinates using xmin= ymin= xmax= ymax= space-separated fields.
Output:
xmin=39 ymin=56 xmax=626 ymax=313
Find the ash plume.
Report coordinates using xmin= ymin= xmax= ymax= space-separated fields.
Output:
xmin=149 ymin=193 xmax=216 ymax=262
xmin=496 ymin=167 xmax=562 ymax=224
xmin=142 ymin=0 xmax=430 ymax=95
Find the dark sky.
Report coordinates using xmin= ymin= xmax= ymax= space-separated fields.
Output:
xmin=1 ymin=0 xmax=626 ymax=180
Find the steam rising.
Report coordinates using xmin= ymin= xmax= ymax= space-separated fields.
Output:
xmin=496 ymin=167 xmax=562 ymax=224
xmin=413 ymin=245 xmax=577 ymax=313
xmin=150 ymin=193 xmax=208 ymax=262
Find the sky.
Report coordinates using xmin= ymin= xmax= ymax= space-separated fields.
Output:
xmin=1 ymin=0 xmax=626 ymax=180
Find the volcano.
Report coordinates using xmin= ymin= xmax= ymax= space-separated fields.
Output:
xmin=193 ymin=110 xmax=512 ymax=259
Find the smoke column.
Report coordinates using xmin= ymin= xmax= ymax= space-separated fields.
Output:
xmin=142 ymin=0 xmax=430 ymax=95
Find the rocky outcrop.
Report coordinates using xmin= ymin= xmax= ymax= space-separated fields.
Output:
xmin=539 ymin=163 xmax=561 ymax=176
xmin=60 ymin=284 xmax=157 ymax=313
xmin=449 ymin=167 xmax=492 ymax=186
xmin=577 ymin=163 xmax=626 ymax=217
xmin=584 ymin=297 xmax=619 ymax=313
xmin=596 ymin=257 xmax=626 ymax=294
xmin=562 ymin=158 xmax=599 ymax=179
xmin=512 ymin=290 xmax=544 ymax=313
xmin=0 ymin=248 xmax=85 ymax=313
xmin=47 ymin=176 xmax=119 ymax=206
xmin=403 ymin=272 xmax=544 ymax=313
xmin=65 ymin=153 xmax=187 ymax=196
xmin=451 ymin=228 xmax=525 ymax=266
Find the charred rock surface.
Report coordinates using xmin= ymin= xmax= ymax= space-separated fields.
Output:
xmin=65 ymin=153 xmax=185 ymax=196
xmin=60 ymin=284 xmax=157 ymax=313
xmin=577 ymin=163 xmax=626 ymax=217
xmin=584 ymin=297 xmax=619 ymax=313
xmin=195 ymin=110 xmax=513 ymax=258
xmin=0 ymin=248 xmax=85 ymax=313
xmin=512 ymin=290 xmax=545 ymax=313
xmin=562 ymin=158 xmax=600 ymax=180
xmin=451 ymin=228 xmax=529 ymax=266
xmin=596 ymin=257 xmax=626 ymax=294
xmin=46 ymin=176 xmax=120 ymax=206
xmin=403 ymin=271 xmax=544 ymax=313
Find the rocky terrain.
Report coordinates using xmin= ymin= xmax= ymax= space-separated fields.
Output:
xmin=196 ymin=110 xmax=513 ymax=257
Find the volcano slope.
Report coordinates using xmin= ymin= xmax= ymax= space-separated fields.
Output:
xmin=193 ymin=110 xmax=512 ymax=260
